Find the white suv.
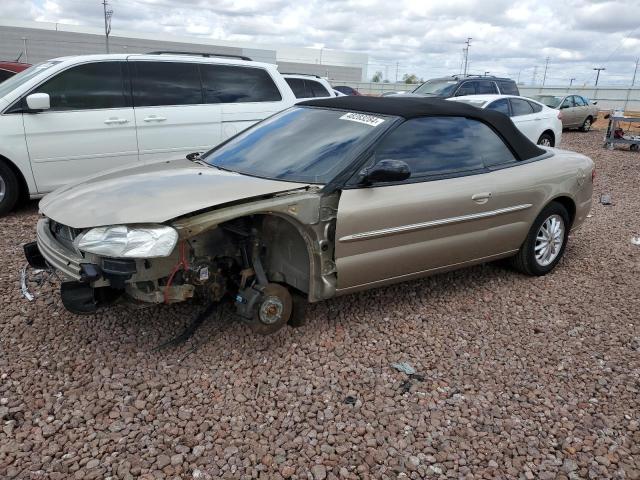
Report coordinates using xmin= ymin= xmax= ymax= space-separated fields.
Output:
xmin=282 ymin=74 xmax=337 ymax=101
xmin=0 ymin=53 xmax=297 ymax=214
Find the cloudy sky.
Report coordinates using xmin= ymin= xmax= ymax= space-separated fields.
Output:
xmin=1 ymin=0 xmax=639 ymax=85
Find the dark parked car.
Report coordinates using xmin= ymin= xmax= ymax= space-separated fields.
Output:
xmin=0 ymin=61 xmax=31 ymax=82
xmin=333 ymin=85 xmax=362 ymax=96
xmin=393 ymin=75 xmax=519 ymax=99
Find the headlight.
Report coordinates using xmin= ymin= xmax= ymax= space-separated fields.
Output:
xmin=74 ymin=225 xmax=178 ymax=258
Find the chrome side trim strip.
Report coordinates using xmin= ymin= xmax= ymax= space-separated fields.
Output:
xmin=338 ymin=204 xmax=533 ymax=243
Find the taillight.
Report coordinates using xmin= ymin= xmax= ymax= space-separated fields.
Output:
xmin=591 ymin=168 xmax=596 ymax=182
xmin=557 ymin=111 xmax=563 ymax=120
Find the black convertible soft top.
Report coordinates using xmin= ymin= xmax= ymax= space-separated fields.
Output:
xmin=299 ymin=96 xmax=546 ymax=161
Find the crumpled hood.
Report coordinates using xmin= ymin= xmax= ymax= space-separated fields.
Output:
xmin=39 ymin=159 xmax=309 ymax=229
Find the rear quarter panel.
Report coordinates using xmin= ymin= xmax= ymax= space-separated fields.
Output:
xmin=485 ymin=149 xmax=593 ymax=253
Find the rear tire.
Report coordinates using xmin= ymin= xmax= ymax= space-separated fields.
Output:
xmin=580 ymin=116 xmax=592 ymax=132
xmin=0 ymin=161 xmax=20 ymax=216
xmin=537 ymin=132 xmax=554 ymax=147
xmin=510 ymin=202 xmax=570 ymax=276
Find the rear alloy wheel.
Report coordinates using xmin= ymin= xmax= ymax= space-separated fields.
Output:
xmin=510 ymin=202 xmax=570 ymax=276
xmin=0 ymin=161 xmax=20 ymax=216
xmin=537 ymin=132 xmax=554 ymax=147
xmin=248 ymin=283 xmax=293 ymax=335
xmin=580 ymin=117 xmax=592 ymax=132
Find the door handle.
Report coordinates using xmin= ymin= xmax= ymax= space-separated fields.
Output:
xmin=143 ymin=115 xmax=167 ymax=122
xmin=104 ymin=118 xmax=129 ymax=125
xmin=472 ymin=192 xmax=492 ymax=204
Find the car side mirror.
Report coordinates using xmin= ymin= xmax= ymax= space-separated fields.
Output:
xmin=592 ymin=101 xmax=598 ymax=105
xmin=361 ymin=159 xmax=411 ymax=184
xmin=26 ymin=93 xmax=50 ymax=112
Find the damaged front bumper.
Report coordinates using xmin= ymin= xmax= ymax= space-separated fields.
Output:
xmin=26 ymin=218 xmax=194 ymax=311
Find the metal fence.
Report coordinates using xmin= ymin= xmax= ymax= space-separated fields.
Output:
xmin=337 ymin=82 xmax=640 ymax=111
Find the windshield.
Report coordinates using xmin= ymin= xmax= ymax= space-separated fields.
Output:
xmin=203 ymin=107 xmax=394 ymax=184
xmin=534 ymin=95 xmax=563 ymax=108
xmin=0 ymin=61 xmax=61 ymax=100
xmin=413 ymin=79 xmax=458 ymax=96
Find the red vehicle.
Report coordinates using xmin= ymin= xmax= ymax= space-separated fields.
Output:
xmin=0 ymin=62 xmax=31 ymax=83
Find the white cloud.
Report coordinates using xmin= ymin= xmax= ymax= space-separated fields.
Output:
xmin=1 ymin=0 xmax=638 ymax=85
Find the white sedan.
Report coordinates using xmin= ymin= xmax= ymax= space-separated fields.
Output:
xmin=449 ymin=95 xmax=563 ymax=147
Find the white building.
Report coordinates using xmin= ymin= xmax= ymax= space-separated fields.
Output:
xmin=0 ymin=19 xmax=368 ymax=82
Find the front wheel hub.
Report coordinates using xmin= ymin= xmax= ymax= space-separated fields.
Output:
xmin=249 ymin=283 xmax=292 ymax=335
xmin=259 ymin=296 xmax=285 ymax=324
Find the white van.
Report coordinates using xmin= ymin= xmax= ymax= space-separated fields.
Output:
xmin=0 ymin=53 xmax=297 ymax=215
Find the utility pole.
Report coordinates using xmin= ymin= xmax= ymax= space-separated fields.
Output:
xmin=593 ymin=67 xmax=605 ymax=86
xmin=569 ymin=78 xmax=576 ymax=87
xmin=463 ymin=37 xmax=472 ymax=76
xmin=632 ymin=58 xmax=639 ymax=87
xmin=532 ymin=66 xmax=538 ymax=85
xmin=102 ymin=0 xmax=113 ymax=53
xmin=395 ymin=62 xmax=399 ymax=83
xmin=542 ymin=56 xmax=549 ymax=86
xmin=21 ymin=37 xmax=28 ymax=63
xmin=484 ymin=71 xmax=490 ymax=76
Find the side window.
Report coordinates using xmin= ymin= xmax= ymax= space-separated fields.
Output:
xmin=307 ymin=80 xmax=330 ymax=97
xmin=132 ymin=61 xmax=202 ymax=107
xmin=477 ymin=80 xmax=498 ymax=94
xmin=561 ymin=96 xmax=575 ymax=108
xmin=0 ymin=70 xmax=13 ymax=82
xmin=372 ymin=117 xmax=514 ymax=179
xmin=509 ymin=98 xmax=534 ymax=116
xmin=486 ymin=98 xmax=510 ymax=115
xmin=528 ymin=100 xmax=543 ymax=113
xmin=285 ymin=78 xmax=307 ymax=98
xmin=498 ymin=81 xmax=519 ymax=95
xmin=33 ymin=62 xmax=129 ymax=111
xmin=456 ymin=82 xmax=475 ymax=96
xmin=202 ymin=65 xmax=282 ymax=103
xmin=574 ymin=96 xmax=586 ymax=106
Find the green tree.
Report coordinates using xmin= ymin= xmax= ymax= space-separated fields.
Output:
xmin=372 ymin=71 xmax=383 ymax=82
xmin=403 ymin=73 xmax=419 ymax=84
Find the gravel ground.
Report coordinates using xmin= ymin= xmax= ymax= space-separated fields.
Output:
xmin=1 ymin=130 xmax=639 ymax=480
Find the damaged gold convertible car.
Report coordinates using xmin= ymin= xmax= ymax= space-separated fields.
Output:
xmin=25 ymin=97 xmax=594 ymax=334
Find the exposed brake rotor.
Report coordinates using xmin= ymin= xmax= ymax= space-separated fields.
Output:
xmin=248 ymin=283 xmax=292 ymax=335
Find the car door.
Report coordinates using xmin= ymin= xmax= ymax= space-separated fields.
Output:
xmin=560 ymin=96 xmax=578 ymax=127
xmin=306 ymin=79 xmax=332 ymax=98
xmin=21 ymin=61 xmax=138 ymax=193
xmin=454 ymin=81 xmax=476 ymax=96
xmin=334 ymin=116 xmax=518 ymax=292
xmin=476 ymin=80 xmax=498 ymax=94
xmin=508 ymin=98 xmax=538 ymax=143
xmin=486 ymin=98 xmax=510 ymax=116
xmin=573 ymin=95 xmax=589 ymax=125
xmin=131 ymin=60 xmax=222 ymax=163
xmin=201 ymin=64 xmax=287 ymax=140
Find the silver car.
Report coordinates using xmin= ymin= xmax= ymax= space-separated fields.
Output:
xmin=533 ymin=94 xmax=599 ymax=131
xmin=25 ymin=97 xmax=594 ymax=335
